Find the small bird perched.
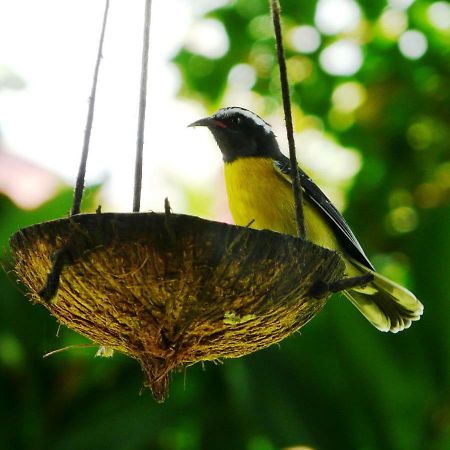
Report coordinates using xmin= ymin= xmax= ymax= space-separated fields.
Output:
xmin=189 ymin=106 xmax=423 ymax=333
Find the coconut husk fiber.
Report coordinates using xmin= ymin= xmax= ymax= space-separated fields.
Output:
xmin=9 ymin=211 xmax=345 ymax=401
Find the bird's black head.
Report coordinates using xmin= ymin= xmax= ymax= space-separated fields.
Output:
xmin=189 ymin=107 xmax=282 ymax=162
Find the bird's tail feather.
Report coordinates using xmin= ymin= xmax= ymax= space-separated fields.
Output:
xmin=343 ymin=260 xmax=424 ymax=333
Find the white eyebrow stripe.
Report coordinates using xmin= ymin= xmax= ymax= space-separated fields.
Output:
xmin=222 ymin=107 xmax=273 ymax=134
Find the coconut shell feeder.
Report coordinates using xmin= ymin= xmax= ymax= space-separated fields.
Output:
xmin=9 ymin=0 xmax=371 ymax=402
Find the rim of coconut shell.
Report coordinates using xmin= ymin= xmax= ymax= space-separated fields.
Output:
xmin=10 ymin=211 xmax=350 ymax=401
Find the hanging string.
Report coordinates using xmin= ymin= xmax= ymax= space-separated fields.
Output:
xmin=269 ymin=0 xmax=306 ymax=238
xmin=71 ymin=0 xmax=110 ymax=216
xmin=133 ymin=0 xmax=153 ymax=212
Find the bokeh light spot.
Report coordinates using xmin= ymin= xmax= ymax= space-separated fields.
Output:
xmin=185 ymin=18 xmax=229 ymax=59
xmin=287 ymin=56 xmax=313 ymax=83
xmin=319 ymin=40 xmax=363 ymax=76
xmin=315 ymin=0 xmax=361 ymax=35
xmin=428 ymin=2 xmax=450 ymax=31
xmin=379 ymin=9 xmax=408 ymax=39
xmin=388 ymin=206 xmax=418 ymax=233
xmin=332 ymin=81 xmax=367 ymax=112
xmin=296 ymin=129 xmax=362 ymax=182
xmin=399 ymin=30 xmax=428 ymax=60
xmin=407 ymin=120 xmax=433 ymax=150
xmin=388 ymin=0 xmax=415 ymax=10
xmin=248 ymin=15 xmax=273 ymax=40
xmin=250 ymin=44 xmax=275 ymax=78
xmin=0 ymin=334 xmax=24 ymax=369
xmin=289 ymin=25 xmax=321 ymax=53
xmin=228 ymin=63 xmax=257 ymax=90
xmin=328 ymin=108 xmax=355 ymax=130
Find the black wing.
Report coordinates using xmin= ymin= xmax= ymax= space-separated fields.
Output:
xmin=274 ymin=155 xmax=374 ymax=270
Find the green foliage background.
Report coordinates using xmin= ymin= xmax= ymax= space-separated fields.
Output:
xmin=1 ymin=1 xmax=449 ymax=449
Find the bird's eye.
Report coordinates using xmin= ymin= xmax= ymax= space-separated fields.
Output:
xmin=232 ymin=115 xmax=241 ymax=126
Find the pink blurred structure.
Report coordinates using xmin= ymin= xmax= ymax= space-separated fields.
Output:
xmin=0 ymin=147 xmax=62 ymax=209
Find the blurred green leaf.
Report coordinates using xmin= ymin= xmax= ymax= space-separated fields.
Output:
xmin=1 ymin=0 xmax=449 ymax=449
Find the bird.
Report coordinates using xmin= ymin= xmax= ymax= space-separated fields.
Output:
xmin=189 ymin=106 xmax=423 ymax=333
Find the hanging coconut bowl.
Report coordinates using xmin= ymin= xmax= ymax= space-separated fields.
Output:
xmin=10 ymin=211 xmax=345 ymax=401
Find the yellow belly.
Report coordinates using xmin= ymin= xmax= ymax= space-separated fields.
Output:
xmin=224 ymin=157 xmax=339 ymax=251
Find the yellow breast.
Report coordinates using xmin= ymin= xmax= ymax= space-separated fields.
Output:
xmin=224 ymin=158 xmax=297 ymax=234
xmin=223 ymin=157 xmax=339 ymax=251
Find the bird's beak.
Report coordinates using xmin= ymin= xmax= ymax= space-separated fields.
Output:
xmin=188 ymin=117 xmax=213 ymax=128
